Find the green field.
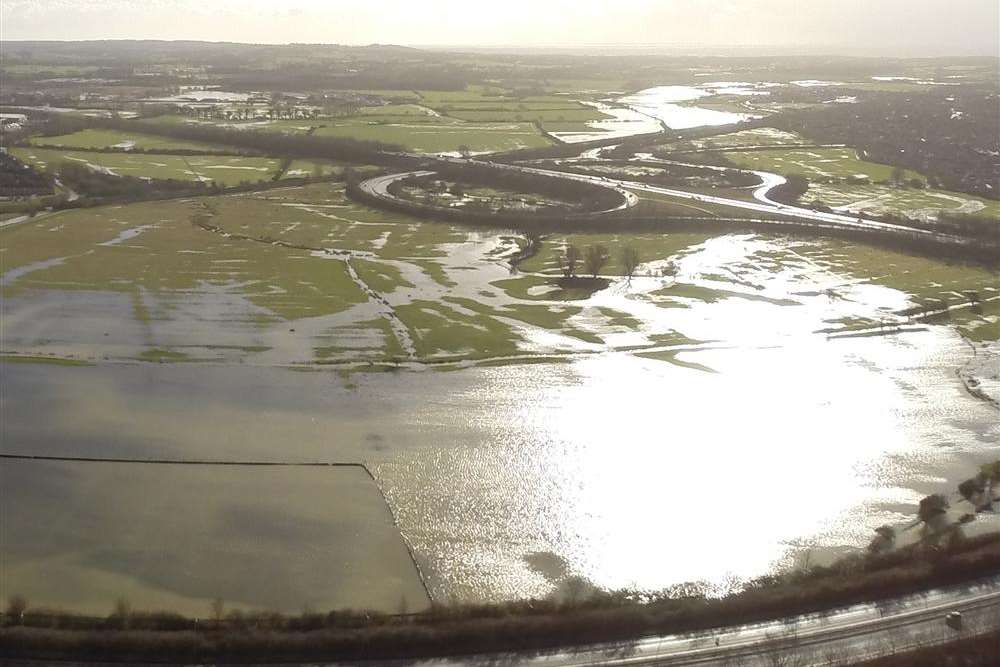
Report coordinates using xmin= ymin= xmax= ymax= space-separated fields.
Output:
xmin=415 ymin=87 xmax=510 ymax=104
xmin=311 ymin=120 xmax=551 ymax=153
xmin=797 ymin=239 xmax=1000 ymax=340
xmin=801 ymin=182 xmax=1000 ymax=220
xmin=29 ymin=128 xmax=236 ymax=153
xmin=11 ymin=147 xmax=283 ymax=185
xmin=356 ymin=104 xmax=442 ymax=117
xmin=723 ymin=147 xmax=922 ymax=182
xmin=685 ymin=127 xmax=812 ymax=150
xmin=443 ymin=107 xmax=609 ymax=123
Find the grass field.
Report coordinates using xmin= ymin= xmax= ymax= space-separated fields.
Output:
xmin=29 ymin=128 xmax=236 ymax=153
xmin=443 ymin=108 xmax=609 ymax=123
xmin=143 ymin=115 xmax=319 ymax=134
xmin=673 ymin=127 xmax=812 ymax=151
xmin=722 ymin=147 xmax=922 ymax=182
xmin=10 ymin=147 xmax=283 ymax=185
xmin=415 ymin=87 xmax=509 ymax=104
xmin=2 ymin=459 xmax=430 ymax=616
xmin=356 ymin=104 xmax=442 ymax=117
xmin=797 ymin=238 xmax=1000 ymax=340
xmin=136 ymin=97 xmax=555 ymax=153
xmin=801 ymin=182 xmax=1000 ymax=220
xmin=311 ymin=120 xmax=551 ymax=153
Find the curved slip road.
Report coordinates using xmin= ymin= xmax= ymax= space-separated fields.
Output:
xmin=414 ymin=155 xmax=970 ymax=246
xmin=362 ymin=163 xmax=638 ymax=214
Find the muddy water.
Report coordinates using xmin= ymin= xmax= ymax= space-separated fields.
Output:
xmin=3 ymin=233 xmax=998 ymax=610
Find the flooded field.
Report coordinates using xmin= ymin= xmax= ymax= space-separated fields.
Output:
xmin=2 ymin=185 xmax=998 ymax=614
xmin=618 ymin=86 xmax=760 ymax=130
xmin=0 ymin=459 xmax=428 ymax=615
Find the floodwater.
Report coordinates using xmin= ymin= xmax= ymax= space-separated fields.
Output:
xmin=2 ymin=232 xmax=998 ymax=612
xmin=553 ymin=84 xmax=763 ymax=143
xmin=617 ymin=86 xmax=759 ymax=130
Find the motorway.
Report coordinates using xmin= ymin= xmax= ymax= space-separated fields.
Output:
xmin=410 ymin=577 xmax=1000 ymax=666
xmin=10 ymin=578 xmax=995 ymax=666
xmin=370 ymin=152 xmax=969 ymax=246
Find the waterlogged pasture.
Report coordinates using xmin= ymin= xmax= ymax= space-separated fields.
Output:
xmin=800 ymin=182 xmax=1000 ymax=220
xmin=723 ymin=147 xmax=921 ymax=182
xmin=3 ymin=219 xmax=998 ymax=611
xmin=312 ymin=120 xmax=551 ymax=154
xmin=10 ymin=147 xmax=282 ymax=185
xmin=3 ymin=183 xmax=998 ymax=370
xmin=663 ymin=127 xmax=813 ymax=151
xmin=0 ymin=458 xmax=429 ymax=616
xmin=719 ymin=145 xmax=1000 ymax=220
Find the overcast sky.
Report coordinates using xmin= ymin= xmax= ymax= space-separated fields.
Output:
xmin=2 ymin=0 xmax=998 ymax=56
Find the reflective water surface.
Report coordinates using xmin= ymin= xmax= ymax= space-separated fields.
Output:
xmin=618 ymin=85 xmax=759 ymax=130
xmin=2 ymin=232 xmax=998 ymax=612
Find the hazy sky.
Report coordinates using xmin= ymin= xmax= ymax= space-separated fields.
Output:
xmin=2 ymin=0 xmax=998 ymax=56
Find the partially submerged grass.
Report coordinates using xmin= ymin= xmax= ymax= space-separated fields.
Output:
xmin=517 ymin=232 xmax=713 ymax=276
xmin=800 ymin=182 xmax=1000 ymax=220
xmin=722 ymin=147 xmax=922 ymax=182
xmin=311 ymin=120 xmax=551 ymax=154
xmin=10 ymin=147 xmax=282 ymax=186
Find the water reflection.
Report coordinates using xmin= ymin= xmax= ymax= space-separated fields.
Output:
xmin=2 ymin=233 xmax=998 ymax=611
xmin=618 ymin=86 xmax=759 ymax=130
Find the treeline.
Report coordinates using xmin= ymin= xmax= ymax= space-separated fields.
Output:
xmin=431 ymin=162 xmax=624 ymax=212
xmin=54 ymin=161 xmax=208 ymax=199
xmin=554 ymin=160 xmax=762 ymax=190
xmin=37 ymin=161 xmax=351 ymax=209
xmin=772 ymin=91 xmax=1000 ymax=200
xmin=0 ymin=152 xmax=53 ymax=197
xmin=348 ymin=177 xmax=627 ymax=230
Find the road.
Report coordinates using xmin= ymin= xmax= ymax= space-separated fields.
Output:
xmin=8 ymin=578 xmax=995 ymax=666
xmin=359 ymin=164 xmax=638 ymax=214
xmin=410 ymin=577 xmax=1000 ymax=667
xmin=375 ymin=154 xmax=968 ymax=246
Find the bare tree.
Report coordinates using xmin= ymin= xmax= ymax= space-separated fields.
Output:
xmin=891 ymin=165 xmax=907 ymax=186
xmin=868 ymin=524 xmax=896 ymax=555
xmin=211 ymin=597 xmax=225 ymax=622
xmin=583 ymin=244 xmax=610 ymax=278
xmin=621 ymin=246 xmax=640 ymax=281
xmin=559 ymin=244 xmax=580 ymax=278
xmin=112 ymin=597 xmax=132 ymax=630
xmin=6 ymin=596 xmax=27 ymax=625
